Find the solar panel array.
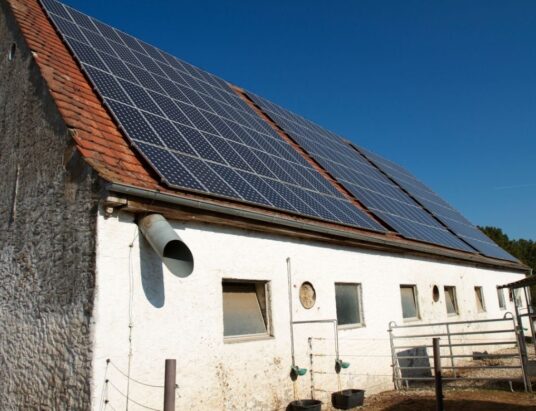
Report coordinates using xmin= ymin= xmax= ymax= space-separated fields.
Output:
xmin=40 ymin=0 xmax=386 ymax=232
xmin=357 ymin=148 xmax=517 ymax=261
xmin=41 ymin=0 xmax=516 ymax=261
xmin=249 ymin=93 xmax=477 ymax=253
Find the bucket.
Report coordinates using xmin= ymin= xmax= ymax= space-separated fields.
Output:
xmin=288 ymin=399 xmax=322 ymax=411
xmin=331 ymin=389 xmax=365 ymax=409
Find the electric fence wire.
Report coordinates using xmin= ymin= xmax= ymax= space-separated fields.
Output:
xmin=108 ymin=360 xmax=166 ymax=389
xmin=312 ymin=371 xmax=393 ymax=377
xmin=126 ymin=227 xmax=139 ymax=410
xmin=104 ymin=400 xmax=118 ymax=411
xmin=312 ymin=337 xmax=391 ymax=341
xmin=312 ymin=353 xmax=393 ymax=358
xmin=107 ymin=380 xmax=160 ymax=411
xmin=99 ymin=360 xmax=110 ymax=411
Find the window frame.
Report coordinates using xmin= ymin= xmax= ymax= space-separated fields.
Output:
xmin=497 ymin=287 xmax=506 ymax=310
xmin=444 ymin=286 xmax=459 ymax=316
xmin=514 ymin=289 xmax=524 ymax=308
xmin=222 ymin=279 xmax=273 ymax=343
xmin=474 ymin=286 xmax=486 ymax=313
xmin=399 ymin=284 xmax=420 ymax=321
xmin=334 ymin=282 xmax=365 ymax=329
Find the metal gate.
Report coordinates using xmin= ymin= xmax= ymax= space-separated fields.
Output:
xmin=388 ymin=313 xmax=532 ymax=392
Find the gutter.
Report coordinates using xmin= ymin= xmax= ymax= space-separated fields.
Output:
xmin=106 ymin=182 xmax=529 ymax=273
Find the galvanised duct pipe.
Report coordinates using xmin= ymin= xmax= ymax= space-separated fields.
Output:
xmin=138 ymin=214 xmax=194 ymax=278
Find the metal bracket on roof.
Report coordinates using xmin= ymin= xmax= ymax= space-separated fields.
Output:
xmin=103 ymin=195 xmax=127 ymax=217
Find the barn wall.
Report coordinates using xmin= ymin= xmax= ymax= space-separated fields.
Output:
xmin=0 ymin=2 xmax=99 ymax=408
xmin=92 ymin=210 xmax=524 ymax=410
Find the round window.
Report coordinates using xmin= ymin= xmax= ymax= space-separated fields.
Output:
xmin=299 ymin=282 xmax=316 ymax=309
xmin=432 ymin=285 xmax=440 ymax=302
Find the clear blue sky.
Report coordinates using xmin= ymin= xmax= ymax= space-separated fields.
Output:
xmin=63 ymin=0 xmax=536 ymax=240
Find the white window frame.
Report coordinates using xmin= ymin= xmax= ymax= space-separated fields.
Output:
xmin=222 ymin=279 xmax=273 ymax=343
xmin=335 ymin=282 xmax=365 ymax=329
xmin=444 ymin=286 xmax=459 ymax=316
xmin=400 ymin=284 xmax=420 ymax=321
xmin=514 ymin=289 xmax=524 ymax=308
xmin=497 ymin=287 xmax=506 ymax=310
xmin=474 ymin=286 xmax=486 ymax=312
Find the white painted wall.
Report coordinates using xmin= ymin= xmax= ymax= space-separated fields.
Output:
xmin=91 ymin=209 xmax=525 ymax=411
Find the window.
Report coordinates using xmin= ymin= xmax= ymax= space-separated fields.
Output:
xmin=299 ymin=282 xmax=316 ymax=309
xmin=222 ymin=280 xmax=271 ymax=340
xmin=474 ymin=286 xmax=486 ymax=312
xmin=444 ymin=286 xmax=459 ymax=315
xmin=335 ymin=283 xmax=364 ymax=327
xmin=432 ymin=285 xmax=440 ymax=302
xmin=400 ymin=285 xmax=419 ymax=320
xmin=514 ymin=289 xmax=523 ymax=307
xmin=8 ymin=43 xmax=16 ymax=61
xmin=497 ymin=287 xmax=506 ymax=310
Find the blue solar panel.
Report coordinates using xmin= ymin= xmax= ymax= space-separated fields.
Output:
xmin=249 ymin=93 xmax=476 ymax=253
xmin=357 ymin=148 xmax=517 ymax=261
xmin=40 ymin=0 xmax=385 ymax=232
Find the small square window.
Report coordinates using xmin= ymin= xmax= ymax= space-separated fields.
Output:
xmin=400 ymin=285 xmax=419 ymax=320
xmin=444 ymin=286 xmax=459 ymax=315
xmin=335 ymin=283 xmax=364 ymax=328
xmin=497 ymin=287 xmax=506 ymax=310
xmin=222 ymin=280 xmax=271 ymax=340
xmin=474 ymin=286 xmax=486 ymax=312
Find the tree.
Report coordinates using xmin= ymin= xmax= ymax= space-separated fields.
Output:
xmin=479 ymin=226 xmax=536 ymax=271
xmin=479 ymin=226 xmax=536 ymax=306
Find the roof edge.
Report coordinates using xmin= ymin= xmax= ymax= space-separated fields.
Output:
xmin=106 ymin=182 xmax=529 ymax=273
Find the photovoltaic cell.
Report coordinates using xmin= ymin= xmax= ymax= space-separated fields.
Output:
xmin=249 ymin=92 xmax=476 ymax=253
xmin=40 ymin=0 xmax=385 ymax=232
xmin=357 ymin=148 xmax=517 ymax=261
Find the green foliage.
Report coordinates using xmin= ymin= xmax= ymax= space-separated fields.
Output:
xmin=479 ymin=226 xmax=536 ymax=271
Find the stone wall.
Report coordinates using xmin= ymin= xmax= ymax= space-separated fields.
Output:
xmin=0 ymin=1 xmax=99 ymax=408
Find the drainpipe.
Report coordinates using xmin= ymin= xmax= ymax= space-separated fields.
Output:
xmin=138 ymin=214 xmax=194 ymax=278
xmin=287 ymin=258 xmax=307 ymax=378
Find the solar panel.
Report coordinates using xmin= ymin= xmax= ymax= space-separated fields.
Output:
xmin=357 ymin=148 xmax=517 ymax=261
xmin=40 ymin=0 xmax=385 ymax=232
xmin=249 ymin=93 xmax=476 ymax=253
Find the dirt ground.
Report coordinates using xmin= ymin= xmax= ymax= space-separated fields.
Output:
xmin=358 ymin=345 xmax=536 ymax=410
xmin=361 ymin=388 xmax=536 ymax=410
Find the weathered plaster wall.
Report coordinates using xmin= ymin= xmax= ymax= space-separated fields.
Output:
xmin=93 ymin=210 xmax=524 ymax=411
xmin=0 ymin=2 xmax=99 ymax=408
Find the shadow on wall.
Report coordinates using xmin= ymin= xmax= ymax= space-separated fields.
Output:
xmin=139 ymin=234 xmax=165 ymax=308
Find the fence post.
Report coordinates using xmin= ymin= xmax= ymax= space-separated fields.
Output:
xmin=388 ymin=322 xmax=399 ymax=390
xmin=433 ymin=338 xmax=444 ymax=411
xmin=164 ymin=359 xmax=176 ymax=411
xmin=308 ymin=337 xmax=315 ymax=400
xmin=445 ymin=323 xmax=456 ymax=378
xmin=516 ymin=329 xmax=532 ymax=393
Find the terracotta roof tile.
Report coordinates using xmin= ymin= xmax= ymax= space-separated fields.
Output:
xmin=8 ymin=0 xmax=168 ymax=191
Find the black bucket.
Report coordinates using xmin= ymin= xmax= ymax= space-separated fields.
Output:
xmin=331 ymin=389 xmax=365 ymax=409
xmin=287 ymin=399 xmax=322 ymax=411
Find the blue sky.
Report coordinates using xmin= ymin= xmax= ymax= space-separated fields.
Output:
xmin=63 ymin=0 xmax=536 ymax=240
